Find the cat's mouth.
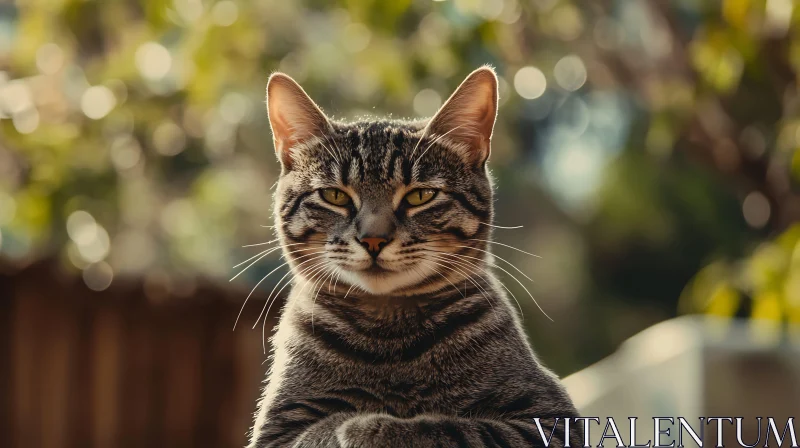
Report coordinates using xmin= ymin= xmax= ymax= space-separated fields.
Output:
xmin=339 ymin=259 xmax=431 ymax=295
xmin=360 ymin=263 xmax=391 ymax=275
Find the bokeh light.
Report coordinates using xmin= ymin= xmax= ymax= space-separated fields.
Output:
xmin=1 ymin=79 xmax=33 ymax=115
xmin=174 ymin=0 xmax=203 ymax=23
xmin=66 ymin=210 xmax=98 ymax=246
xmin=743 ymin=191 xmax=771 ymax=229
xmin=513 ymin=66 xmax=547 ymax=99
xmin=152 ymin=121 xmax=187 ymax=156
xmin=11 ymin=108 xmax=39 ymax=134
xmin=211 ymin=1 xmax=239 ymax=26
xmin=110 ymin=136 xmax=143 ymax=171
xmin=81 ymin=86 xmax=117 ymax=120
xmin=553 ymin=55 xmax=587 ymax=91
xmin=219 ymin=92 xmax=252 ymax=125
xmin=35 ymin=43 xmax=64 ymax=75
xmin=135 ymin=42 xmax=172 ymax=81
xmin=343 ymin=23 xmax=372 ymax=53
xmin=83 ymin=261 xmax=114 ymax=291
xmin=413 ymin=88 xmax=442 ymax=117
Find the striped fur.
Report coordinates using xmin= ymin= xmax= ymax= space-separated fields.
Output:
xmin=248 ymin=67 xmax=582 ymax=447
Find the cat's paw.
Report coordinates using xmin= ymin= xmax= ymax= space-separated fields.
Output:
xmin=336 ymin=414 xmax=403 ymax=448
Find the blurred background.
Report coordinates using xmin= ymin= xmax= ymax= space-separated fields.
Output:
xmin=1 ymin=0 xmax=799 ymax=446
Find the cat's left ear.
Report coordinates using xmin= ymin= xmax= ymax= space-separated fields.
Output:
xmin=266 ymin=73 xmax=332 ymax=170
xmin=424 ymin=65 xmax=498 ymax=166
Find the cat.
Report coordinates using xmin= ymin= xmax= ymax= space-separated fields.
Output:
xmin=247 ymin=66 xmax=583 ymax=447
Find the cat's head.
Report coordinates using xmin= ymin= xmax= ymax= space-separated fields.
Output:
xmin=266 ymin=67 xmax=498 ymax=296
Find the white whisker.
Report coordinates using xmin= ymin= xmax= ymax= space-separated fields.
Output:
xmin=252 ymin=254 xmax=329 ymax=329
xmin=452 ymin=245 xmax=534 ymax=283
xmin=435 ymin=250 xmax=551 ymax=322
xmin=468 ymin=238 xmax=541 ymax=258
xmin=233 ymin=247 xmax=280 ymax=270
xmin=311 ymin=267 xmax=338 ymax=332
xmin=230 ymin=243 xmax=321 ymax=280
xmin=315 ymin=136 xmax=341 ymax=166
xmin=409 ymin=125 xmax=431 ymax=160
xmin=418 ymin=259 xmax=466 ymax=299
xmin=260 ymin=260 xmax=330 ymax=353
xmin=343 ymin=283 xmax=357 ymax=299
xmin=419 ymin=254 xmax=496 ymax=312
xmin=478 ymin=222 xmax=523 ymax=230
xmin=230 ymin=250 xmax=275 ymax=282
xmin=430 ymin=252 xmax=525 ymax=321
xmin=414 ymin=124 xmax=467 ymax=167
xmin=233 ymin=250 xmax=326 ymax=331
xmin=242 ymin=238 xmax=280 ymax=248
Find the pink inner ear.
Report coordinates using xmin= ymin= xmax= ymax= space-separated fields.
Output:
xmin=266 ymin=73 xmax=330 ymax=169
xmin=425 ymin=67 xmax=498 ymax=165
xmin=267 ymin=101 xmax=297 ymax=167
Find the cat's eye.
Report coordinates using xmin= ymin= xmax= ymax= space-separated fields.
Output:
xmin=404 ymin=188 xmax=437 ymax=206
xmin=320 ymin=188 xmax=351 ymax=206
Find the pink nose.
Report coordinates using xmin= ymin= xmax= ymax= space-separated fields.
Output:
xmin=359 ymin=237 xmax=388 ymax=254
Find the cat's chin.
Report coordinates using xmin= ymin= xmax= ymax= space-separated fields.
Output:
xmin=338 ymin=268 xmax=425 ymax=296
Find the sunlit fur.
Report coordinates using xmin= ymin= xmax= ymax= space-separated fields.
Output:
xmin=248 ymin=68 xmax=582 ymax=448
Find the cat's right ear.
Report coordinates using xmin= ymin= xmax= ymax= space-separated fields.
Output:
xmin=266 ymin=73 xmax=331 ymax=170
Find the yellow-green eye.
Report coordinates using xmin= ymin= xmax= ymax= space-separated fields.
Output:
xmin=404 ymin=188 xmax=437 ymax=206
xmin=321 ymin=188 xmax=351 ymax=206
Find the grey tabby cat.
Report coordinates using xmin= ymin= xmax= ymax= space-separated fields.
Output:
xmin=248 ymin=66 xmax=583 ymax=447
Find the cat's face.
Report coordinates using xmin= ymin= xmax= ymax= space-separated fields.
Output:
xmin=267 ymin=67 xmax=498 ymax=295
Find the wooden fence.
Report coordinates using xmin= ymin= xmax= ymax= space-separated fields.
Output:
xmin=0 ymin=259 xmax=275 ymax=448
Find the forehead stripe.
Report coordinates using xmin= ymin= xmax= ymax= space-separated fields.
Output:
xmin=401 ymin=157 xmax=413 ymax=185
xmin=340 ymin=153 xmax=351 ymax=185
xmin=351 ymin=149 xmax=365 ymax=183
xmin=386 ymin=149 xmax=401 ymax=181
xmin=282 ymin=191 xmax=314 ymax=220
xmin=447 ymin=192 xmax=489 ymax=220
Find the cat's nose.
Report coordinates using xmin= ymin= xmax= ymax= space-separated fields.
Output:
xmin=358 ymin=237 xmax=389 ymax=256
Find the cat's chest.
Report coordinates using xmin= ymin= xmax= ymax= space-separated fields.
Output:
xmin=266 ymin=302 xmax=524 ymax=418
xmin=274 ymin=343 xmax=479 ymax=418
